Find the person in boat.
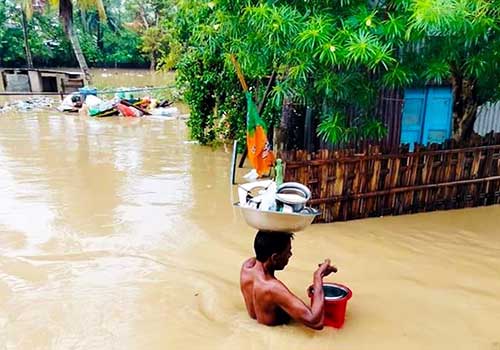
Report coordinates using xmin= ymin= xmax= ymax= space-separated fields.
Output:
xmin=240 ymin=230 xmax=337 ymax=330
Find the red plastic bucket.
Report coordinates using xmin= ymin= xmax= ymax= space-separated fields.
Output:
xmin=308 ymin=282 xmax=352 ymax=328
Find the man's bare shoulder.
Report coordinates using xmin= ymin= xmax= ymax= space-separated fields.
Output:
xmin=241 ymin=257 xmax=257 ymax=270
xmin=254 ymin=275 xmax=289 ymax=297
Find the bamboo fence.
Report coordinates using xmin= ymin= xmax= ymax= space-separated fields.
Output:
xmin=281 ymin=134 xmax=500 ymax=222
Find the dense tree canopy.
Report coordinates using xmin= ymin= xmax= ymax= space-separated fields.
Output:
xmin=0 ymin=0 xmax=148 ymax=68
xmin=171 ymin=0 xmax=500 ymax=145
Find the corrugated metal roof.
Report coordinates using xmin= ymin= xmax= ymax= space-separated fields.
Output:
xmin=475 ymin=101 xmax=500 ymax=135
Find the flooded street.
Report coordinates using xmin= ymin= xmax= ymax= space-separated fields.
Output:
xmin=1 ymin=70 xmax=500 ymax=350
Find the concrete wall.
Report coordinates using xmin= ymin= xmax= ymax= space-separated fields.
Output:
xmin=4 ymin=73 xmax=30 ymax=92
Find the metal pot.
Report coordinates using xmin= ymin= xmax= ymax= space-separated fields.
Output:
xmin=275 ymin=182 xmax=311 ymax=212
xmin=308 ymin=283 xmax=350 ymax=301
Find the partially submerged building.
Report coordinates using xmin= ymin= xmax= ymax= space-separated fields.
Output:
xmin=0 ymin=68 xmax=84 ymax=95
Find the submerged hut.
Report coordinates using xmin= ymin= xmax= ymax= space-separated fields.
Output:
xmin=0 ymin=68 xmax=84 ymax=94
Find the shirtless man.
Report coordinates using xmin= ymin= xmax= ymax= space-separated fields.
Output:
xmin=240 ymin=231 xmax=337 ymax=330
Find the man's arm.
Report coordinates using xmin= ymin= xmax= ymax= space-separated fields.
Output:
xmin=272 ymin=260 xmax=336 ymax=330
xmin=271 ymin=278 xmax=324 ymax=329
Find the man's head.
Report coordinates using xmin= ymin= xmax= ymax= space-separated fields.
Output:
xmin=254 ymin=231 xmax=294 ymax=270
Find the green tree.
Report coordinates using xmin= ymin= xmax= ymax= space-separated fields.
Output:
xmin=28 ymin=13 xmax=75 ymax=66
xmin=1 ymin=0 xmax=148 ymax=69
xmin=19 ymin=0 xmax=107 ymax=82
xmin=20 ymin=5 xmax=33 ymax=67
xmin=0 ymin=0 xmax=33 ymax=66
xmin=172 ymin=0 xmax=395 ymax=146
xmin=0 ymin=0 xmax=8 ymax=65
xmin=403 ymin=0 xmax=500 ymax=141
xmin=125 ymin=0 xmax=177 ymax=70
xmin=170 ymin=0 xmax=500 ymax=146
xmin=73 ymin=0 xmax=149 ymax=68
xmin=102 ymin=25 xmax=147 ymax=67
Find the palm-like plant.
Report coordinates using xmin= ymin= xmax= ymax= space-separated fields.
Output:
xmin=19 ymin=0 xmax=106 ymax=83
xmin=317 ymin=112 xmax=348 ymax=145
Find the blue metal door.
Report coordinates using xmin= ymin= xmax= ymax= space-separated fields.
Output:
xmin=421 ymin=87 xmax=453 ymax=144
xmin=401 ymin=87 xmax=453 ymax=149
xmin=401 ymin=89 xmax=426 ymax=149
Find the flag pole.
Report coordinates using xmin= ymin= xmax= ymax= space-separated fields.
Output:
xmin=230 ymin=54 xmax=250 ymax=168
xmin=230 ymin=54 xmax=248 ymax=92
xmin=229 ymin=54 xmax=277 ymax=174
xmin=230 ymin=55 xmax=277 ymax=169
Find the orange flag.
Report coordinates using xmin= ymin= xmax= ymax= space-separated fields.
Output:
xmin=246 ymin=92 xmax=275 ymax=176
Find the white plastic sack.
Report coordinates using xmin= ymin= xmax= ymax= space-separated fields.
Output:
xmin=259 ymin=182 xmax=277 ymax=211
xmin=150 ymin=107 xmax=179 ymax=117
xmin=57 ymin=93 xmax=78 ymax=112
xmin=84 ymin=95 xmax=103 ymax=109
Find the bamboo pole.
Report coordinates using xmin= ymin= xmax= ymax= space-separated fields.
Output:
xmin=230 ymin=54 xmax=248 ymax=92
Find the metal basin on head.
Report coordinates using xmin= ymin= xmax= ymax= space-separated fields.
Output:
xmin=234 ymin=203 xmax=319 ymax=232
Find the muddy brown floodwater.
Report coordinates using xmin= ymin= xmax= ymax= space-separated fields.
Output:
xmin=1 ymin=70 xmax=500 ymax=350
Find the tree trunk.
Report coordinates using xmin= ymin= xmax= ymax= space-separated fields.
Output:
xmin=139 ymin=5 xmax=149 ymax=29
xmin=21 ymin=10 xmax=33 ymax=68
xmin=80 ymin=8 xmax=89 ymax=33
xmin=274 ymin=99 xmax=293 ymax=153
xmin=97 ymin=19 xmax=103 ymax=51
xmin=451 ymin=71 xmax=479 ymax=143
xmin=150 ymin=54 xmax=156 ymax=70
xmin=59 ymin=0 xmax=91 ymax=84
xmin=68 ymin=24 xmax=92 ymax=84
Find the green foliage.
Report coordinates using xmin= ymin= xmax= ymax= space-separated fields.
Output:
xmin=141 ymin=26 xmax=177 ymax=69
xmin=165 ymin=0 xmax=500 ymax=145
xmin=101 ymin=25 xmax=147 ymax=66
xmin=121 ymin=0 xmax=179 ymax=69
xmin=167 ymin=0 xmax=397 ymax=145
xmin=403 ymin=0 xmax=500 ymax=104
xmin=0 ymin=0 xmax=6 ymax=53
xmin=0 ymin=2 xmax=27 ymax=65
xmin=0 ymin=0 xmax=148 ymax=68
xmin=317 ymin=113 xmax=388 ymax=145
xmin=317 ymin=112 xmax=348 ymax=144
xmin=78 ymin=30 xmax=100 ymax=64
xmin=360 ymin=117 xmax=388 ymax=141
xmin=176 ymin=48 xmax=246 ymax=145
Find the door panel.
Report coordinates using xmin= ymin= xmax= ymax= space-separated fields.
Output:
xmin=401 ymin=87 xmax=453 ymax=148
xmin=401 ymin=89 xmax=425 ymax=150
xmin=421 ymin=87 xmax=452 ymax=145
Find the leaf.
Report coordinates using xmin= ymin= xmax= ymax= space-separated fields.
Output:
xmin=360 ymin=117 xmax=388 ymax=140
xmin=464 ymin=55 xmax=488 ymax=78
xmin=296 ymin=14 xmax=334 ymax=52
xmin=422 ymin=61 xmax=450 ymax=84
xmin=382 ymin=64 xmax=415 ymax=88
xmin=316 ymin=112 xmax=348 ymax=144
xmin=346 ymin=30 xmax=378 ymax=65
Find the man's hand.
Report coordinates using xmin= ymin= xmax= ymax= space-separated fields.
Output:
xmin=314 ymin=259 xmax=338 ymax=278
